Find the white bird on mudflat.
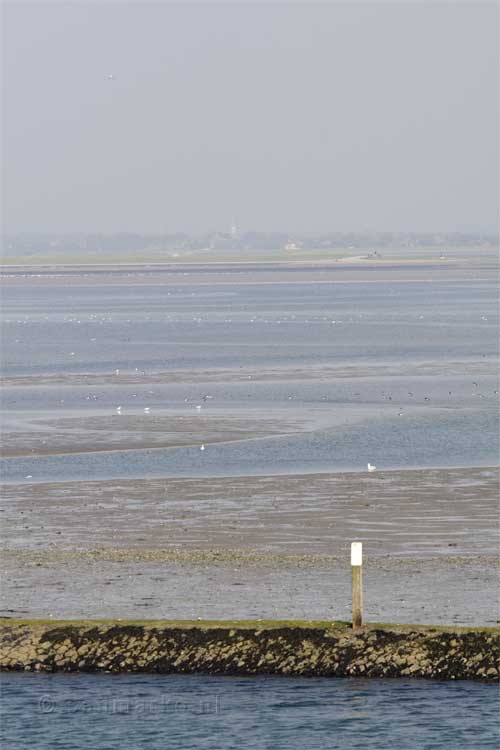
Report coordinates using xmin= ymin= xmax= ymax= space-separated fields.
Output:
xmin=200 ymin=444 xmax=205 ymax=451
xmin=367 ymin=463 xmax=376 ymax=472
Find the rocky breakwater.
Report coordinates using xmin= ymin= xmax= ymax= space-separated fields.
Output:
xmin=1 ymin=620 xmax=498 ymax=681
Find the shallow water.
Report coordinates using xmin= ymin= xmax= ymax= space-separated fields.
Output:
xmin=1 ymin=279 xmax=498 ymax=376
xmin=1 ymin=405 xmax=497 ymax=483
xmin=1 ymin=274 xmax=498 ymax=481
xmin=1 ymin=673 xmax=498 ymax=750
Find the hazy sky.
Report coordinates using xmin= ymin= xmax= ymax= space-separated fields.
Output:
xmin=2 ymin=1 xmax=498 ymax=234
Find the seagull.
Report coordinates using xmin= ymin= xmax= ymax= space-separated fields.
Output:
xmin=144 ymin=407 xmax=151 ymax=414
xmin=200 ymin=445 xmax=205 ymax=451
xmin=195 ymin=405 xmax=202 ymax=411
xmin=105 ymin=74 xmax=115 ymax=80
xmin=367 ymin=463 xmax=376 ymax=472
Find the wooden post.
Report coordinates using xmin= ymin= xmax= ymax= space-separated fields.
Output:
xmin=351 ymin=542 xmax=363 ymax=629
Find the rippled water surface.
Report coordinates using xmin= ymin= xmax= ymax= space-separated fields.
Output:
xmin=1 ymin=275 xmax=498 ymax=481
xmin=2 ymin=279 xmax=498 ymax=376
xmin=1 ymin=673 xmax=499 ymax=750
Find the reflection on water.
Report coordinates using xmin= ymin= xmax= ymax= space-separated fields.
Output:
xmin=1 ymin=280 xmax=498 ymax=376
xmin=0 ymin=407 xmax=497 ymax=483
xmin=1 ymin=275 xmax=498 ymax=481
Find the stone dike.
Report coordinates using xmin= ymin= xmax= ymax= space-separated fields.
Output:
xmin=1 ymin=619 xmax=498 ymax=681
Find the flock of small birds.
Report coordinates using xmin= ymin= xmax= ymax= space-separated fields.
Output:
xmin=33 ymin=369 xmax=495 ymax=478
xmin=9 ymin=309 xmax=496 ymax=482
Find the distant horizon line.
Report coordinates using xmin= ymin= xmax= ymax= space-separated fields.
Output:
xmin=3 ymin=230 xmax=499 ymax=238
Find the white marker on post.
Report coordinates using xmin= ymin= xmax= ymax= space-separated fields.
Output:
xmin=351 ymin=542 xmax=363 ymax=629
xmin=351 ymin=541 xmax=363 ymax=567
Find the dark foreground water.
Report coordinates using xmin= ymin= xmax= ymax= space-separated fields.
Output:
xmin=1 ymin=673 xmax=498 ymax=749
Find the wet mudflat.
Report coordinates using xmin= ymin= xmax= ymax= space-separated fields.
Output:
xmin=0 ymin=412 xmax=301 ymax=458
xmin=1 ymin=466 xmax=498 ymax=625
xmin=1 ymin=252 xmax=498 ymax=626
xmin=2 ymin=550 xmax=498 ymax=626
xmin=2 ymin=467 xmax=498 ymax=556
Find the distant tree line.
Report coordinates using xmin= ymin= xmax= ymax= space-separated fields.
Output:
xmin=2 ymin=231 xmax=498 ymax=256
